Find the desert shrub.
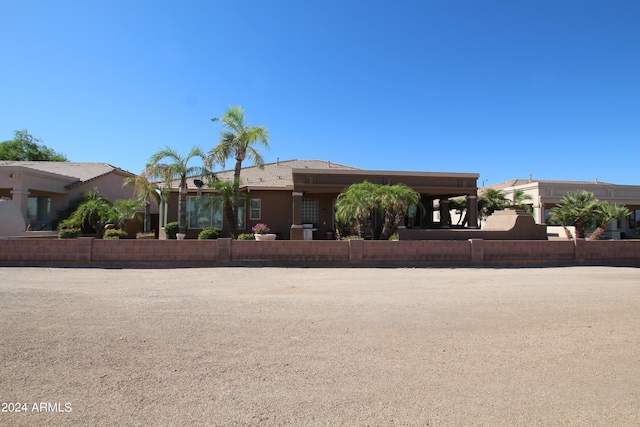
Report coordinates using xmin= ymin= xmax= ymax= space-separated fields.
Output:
xmin=164 ymin=222 xmax=179 ymax=239
xmin=58 ymin=228 xmax=81 ymax=239
xmin=237 ymin=233 xmax=255 ymax=240
xmin=341 ymin=235 xmax=364 ymax=240
xmin=198 ymin=227 xmax=221 ymax=240
xmin=104 ymin=229 xmax=129 ymax=240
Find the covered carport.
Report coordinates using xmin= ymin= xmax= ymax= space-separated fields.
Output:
xmin=289 ymin=168 xmax=479 ymax=239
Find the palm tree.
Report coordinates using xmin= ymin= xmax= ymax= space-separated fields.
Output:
xmin=146 ymin=146 xmax=207 ymax=235
xmin=449 ymin=198 xmax=468 ymax=226
xmin=549 ymin=190 xmax=599 ymax=239
xmin=510 ymin=189 xmax=534 ymax=214
xmin=123 ymin=172 xmax=164 ymax=233
xmin=590 ymin=202 xmax=631 ymax=240
xmin=109 ymin=199 xmax=142 ymax=231
xmin=478 ymin=188 xmax=510 ymax=224
xmin=334 ymin=181 xmax=378 ymax=238
xmin=202 ymin=178 xmax=244 ymax=237
xmin=209 ymin=106 xmax=269 ymax=230
xmin=65 ymin=188 xmax=113 ymax=237
xmin=377 ymin=184 xmax=421 ymax=240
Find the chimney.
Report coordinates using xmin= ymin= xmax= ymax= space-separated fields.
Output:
xmin=276 ymin=157 xmax=279 ymax=165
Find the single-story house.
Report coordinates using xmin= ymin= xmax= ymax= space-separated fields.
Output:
xmin=160 ymin=159 xmax=480 ymax=239
xmin=0 ymin=161 xmax=136 ymax=229
xmin=486 ymin=178 xmax=640 ymax=239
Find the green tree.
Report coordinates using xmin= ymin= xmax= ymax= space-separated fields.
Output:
xmin=510 ymin=189 xmax=534 ymax=214
xmin=449 ymin=198 xmax=468 ymax=226
xmin=209 ymin=106 xmax=269 ymax=233
xmin=146 ymin=146 xmax=207 ymax=235
xmin=377 ymin=184 xmax=421 ymax=240
xmin=334 ymin=181 xmax=421 ymax=239
xmin=63 ymin=188 xmax=113 ymax=237
xmin=0 ymin=129 xmax=67 ymax=161
xmin=123 ymin=172 xmax=165 ymax=233
xmin=203 ymin=178 xmax=245 ymax=238
xmin=478 ymin=188 xmax=510 ymax=223
xmin=549 ymin=190 xmax=599 ymax=239
xmin=590 ymin=202 xmax=631 ymax=240
xmin=334 ymin=181 xmax=378 ymax=238
xmin=109 ymin=199 xmax=142 ymax=231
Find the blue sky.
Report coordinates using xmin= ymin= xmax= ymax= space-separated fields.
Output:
xmin=2 ymin=1 xmax=639 ymax=185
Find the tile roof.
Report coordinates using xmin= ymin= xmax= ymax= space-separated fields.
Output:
xmin=0 ymin=161 xmax=134 ymax=187
xmin=177 ymin=159 xmax=359 ymax=190
xmin=486 ymin=178 xmax=615 ymax=190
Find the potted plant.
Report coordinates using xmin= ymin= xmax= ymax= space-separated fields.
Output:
xmin=252 ymin=223 xmax=276 ymax=241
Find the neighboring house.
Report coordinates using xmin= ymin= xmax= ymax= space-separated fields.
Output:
xmin=485 ymin=178 xmax=640 ymax=239
xmin=160 ymin=159 xmax=480 ymax=239
xmin=0 ymin=161 xmax=135 ymax=229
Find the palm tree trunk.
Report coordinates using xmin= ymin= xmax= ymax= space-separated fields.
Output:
xmin=230 ymin=158 xmax=243 ymax=233
xmin=562 ymin=226 xmax=573 ymax=240
xmin=178 ymin=180 xmax=187 ymax=235
xmin=144 ymin=200 xmax=151 ymax=233
xmin=224 ymin=202 xmax=236 ymax=238
xmin=590 ymin=226 xmax=606 ymax=240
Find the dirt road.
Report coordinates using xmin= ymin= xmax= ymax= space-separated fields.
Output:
xmin=1 ymin=267 xmax=639 ymax=426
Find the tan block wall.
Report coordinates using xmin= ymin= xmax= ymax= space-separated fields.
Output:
xmin=1 ymin=238 xmax=639 ymax=268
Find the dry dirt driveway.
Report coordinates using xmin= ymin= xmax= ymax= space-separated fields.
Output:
xmin=1 ymin=266 xmax=639 ymax=426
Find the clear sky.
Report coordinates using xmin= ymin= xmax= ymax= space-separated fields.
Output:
xmin=2 ymin=1 xmax=639 ymax=185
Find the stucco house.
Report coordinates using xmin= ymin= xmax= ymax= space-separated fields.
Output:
xmin=160 ymin=159 xmax=480 ymax=239
xmin=485 ymin=178 xmax=640 ymax=239
xmin=0 ymin=161 xmax=135 ymax=230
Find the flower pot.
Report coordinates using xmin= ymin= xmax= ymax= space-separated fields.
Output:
xmin=255 ymin=233 xmax=276 ymax=241
xmin=176 ymin=233 xmax=186 ymax=240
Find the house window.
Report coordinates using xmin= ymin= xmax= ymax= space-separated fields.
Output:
xmin=301 ymin=198 xmax=318 ymax=224
xmin=187 ymin=196 xmax=222 ymax=229
xmin=631 ymin=210 xmax=639 ymax=229
xmin=27 ymin=196 xmax=50 ymax=224
xmin=237 ymin=198 xmax=246 ymax=230
xmin=250 ymin=198 xmax=261 ymax=220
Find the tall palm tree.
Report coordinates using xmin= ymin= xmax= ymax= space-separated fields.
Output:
xmin=209 ymin=106 xmax=269 ymax=230
xmin=590 ymin=201 xmax=631 ymax=240
xmin=377 ymin=184 xmax=421 ymax=240
xmin=146 ymin=146 xmax=207 ymax=235
xmin=549 ymin=190 xmax=599 ymax=239
xmin=123 ymin=171 xmax=164 ymax=233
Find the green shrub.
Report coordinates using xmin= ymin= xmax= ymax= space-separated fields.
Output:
xmin=388 ymin=233 xmax=400 ymax=241
xmin=104 ymin=229 xmax=129 ymax=240
xmin=58 ymin=228 xmax=81 ymax=239
xmin=237 ymin=233 xmax=255 ymax=240
xmin=164 ymin=222 xmax=179 ymax=239
xmin=341 ymin=235 xmax=363 ymax=240
xmin=198 ymin=227 xmax=221 ymax=240
xmin=136 ymin=232 xmax=155 ymax=239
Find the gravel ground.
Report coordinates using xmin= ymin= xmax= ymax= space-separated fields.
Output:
xmin=1 ymin=266 xmax=639 ymax=426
